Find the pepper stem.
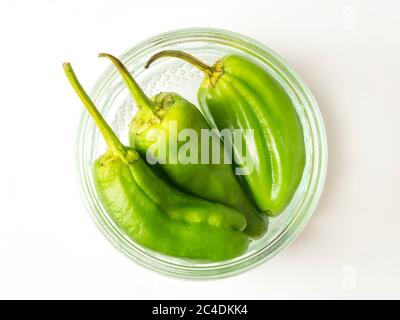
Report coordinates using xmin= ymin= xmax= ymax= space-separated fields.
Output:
xmin=98 ymin=53 xmax=156 ymax=112
xmin=145 ymin=50 xmax=214 ymax=76
xmin=63 ymin=62 xmax=126 ymax=159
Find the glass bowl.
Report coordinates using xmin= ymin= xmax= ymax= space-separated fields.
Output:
xmin=76 ymin=28 xmax=327 ymax=279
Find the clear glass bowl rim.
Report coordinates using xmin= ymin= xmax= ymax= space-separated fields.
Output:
xmin=76 ymin=27 xmax=328 ymax=280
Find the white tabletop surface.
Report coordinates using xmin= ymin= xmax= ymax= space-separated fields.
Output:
xmin=0 ymin=0 xmax=399 ymax=299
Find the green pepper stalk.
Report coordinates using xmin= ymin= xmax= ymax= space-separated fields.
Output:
xmin=146 ymin=50 xmax=306 ymax=216
xmin=99 ymin=53 xmax=267 ymax=238
xmin=63 ymin=62 xmax=249 ymax=261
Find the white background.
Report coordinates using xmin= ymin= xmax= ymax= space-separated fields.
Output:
xmin=0 ymin=0 xmax=399 ymax=299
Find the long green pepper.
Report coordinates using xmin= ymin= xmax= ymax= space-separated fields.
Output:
xmin=63 ymin=62 xmax=249 ymax=261
xmin=146 ymin=51 xmax=306 ymax=215
xmin=99 ymin=53 xmax=266 ymax=238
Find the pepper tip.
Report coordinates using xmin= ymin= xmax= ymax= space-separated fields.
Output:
xmin=63 ymin=62 xmax=72 ymax=71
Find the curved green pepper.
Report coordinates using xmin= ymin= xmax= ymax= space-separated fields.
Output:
xmin=146 ymin=51 xmax=306 ymax=215
xmin=99 ymin=53 xmax=267 ymax=238
xmin=63 ymin=62 xmax=249 ymax=261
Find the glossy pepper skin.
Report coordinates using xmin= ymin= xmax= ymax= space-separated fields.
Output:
xmin=146 ymin=51 xmax=306 ymax=216
xmin=63 ymin=62 xmax=249 ymax=261
xmin=99 ymin=53 xmax=267 ymax=239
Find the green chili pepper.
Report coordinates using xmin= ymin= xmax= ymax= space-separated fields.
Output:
xmin=63 ymin=62 xmax=249 ymax=261
xmin=99 ymin=53 xmax=267 ymax=238
xmin=146 ymin=51 xmax=306 ymax=216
